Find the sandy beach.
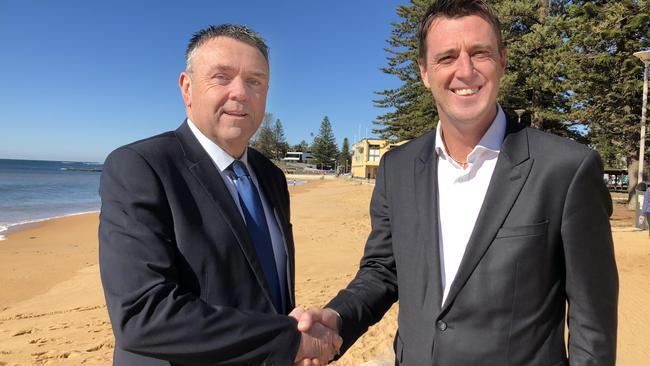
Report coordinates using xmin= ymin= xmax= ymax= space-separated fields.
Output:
xmin=0 ymin=179 xmax=648 ymax=365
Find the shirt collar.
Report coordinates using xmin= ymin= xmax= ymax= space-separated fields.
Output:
xmin=435 ymin=104 xmax=506 ymax=163
xmin=187 ymin=118 xmax=249 ymax=173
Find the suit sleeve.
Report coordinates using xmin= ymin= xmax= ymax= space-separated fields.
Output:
xmin=326 ymin=154 xmax=398 ymax=354
xmin=99 ymin=147 xmax=301 ymax=365
xmin=561 ymin=149 xmax=618 ymax=365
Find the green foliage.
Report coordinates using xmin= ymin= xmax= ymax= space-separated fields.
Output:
xmin=373 ymin=0 xmax=437 ymax=140
xmin=251 ymin=113 xmax=288 ymax=160
xmin=494 ymin=0 xmax=582 ymax=140
xmin=338 ymin=137 xmax=352 ymax=173
xmin=272 ymin=118 xmax=289 ymax=160
xmin=311 ymin=116 xmax=339 ymax=169
xmin=250 ymin=113 xmax=276 ymax=159
xmin=563 ymin=0 xmax=650 ymax=167
xmin=374 ymin=0 xmax=650 ymax=168
xmin=292 ymin=140 xmax=310 ymax=153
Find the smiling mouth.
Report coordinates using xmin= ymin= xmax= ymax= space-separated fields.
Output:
xmin=452 ymin=88 xmax=480 ymax=96
xmin=224 ymin=111 xmax=247 ymax=117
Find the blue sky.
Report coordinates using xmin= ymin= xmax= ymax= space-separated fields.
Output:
xmin=0 ymin=0 xmax=408 ymax=162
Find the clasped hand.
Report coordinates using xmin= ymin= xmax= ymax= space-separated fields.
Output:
xmin=290 ymin=307 xmax=342 ymax=366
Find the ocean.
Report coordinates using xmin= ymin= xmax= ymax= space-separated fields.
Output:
xmin=0 ymin=159 xmax=102 ymax=240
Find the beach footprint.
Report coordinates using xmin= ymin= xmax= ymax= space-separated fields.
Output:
xmin=28 ymin=337 xmax=49 ymax=345
xmin=86 ymin=340 xmax=113 ymax=352
xmin=48 ymin=322 xmax=70 ymax=331
xmin=13 ymin=327 xmax=37 ymax=336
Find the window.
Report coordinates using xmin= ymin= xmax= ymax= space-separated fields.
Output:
xmin=368 ymin=145 xmax=380 ymax=162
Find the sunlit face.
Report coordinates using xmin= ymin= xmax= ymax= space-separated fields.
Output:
xmin=179 ymin=37 xmax=269 ymax=157
xmin=418 ymin=15 xmax=506 ymax=131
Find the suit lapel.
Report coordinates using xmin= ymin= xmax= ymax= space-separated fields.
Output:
xmin=414 ymin=131 xmax=444 ymax=314
xmin=247 ymin=149 xmax=295 ymax=310
xmin=441 ymin=121 xmax=532 ymax=312
xmin=174 ymin=122 xmax=277 ymax=311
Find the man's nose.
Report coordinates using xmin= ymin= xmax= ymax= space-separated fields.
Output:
xmin=229 ymin=77 xmax=248 ymax=101
xmin=456 ymin=52 xmax=475 ymax=80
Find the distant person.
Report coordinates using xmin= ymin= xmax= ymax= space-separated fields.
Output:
xmin=296 ymin=1 xmax=618 ymax=365
xmin=638 ymin=182 xmax=650 ymax=236
xmin=99 ymin=24 xmax=340 ymax=365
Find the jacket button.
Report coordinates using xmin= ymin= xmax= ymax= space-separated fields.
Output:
xmin=436 ymin=320 xmax=447 ymax=331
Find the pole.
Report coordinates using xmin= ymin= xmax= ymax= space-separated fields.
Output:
xmin=639 ymin=60 xmax=648 ymax=185
xmin=514 ymin=109 xmax=526 ymax=126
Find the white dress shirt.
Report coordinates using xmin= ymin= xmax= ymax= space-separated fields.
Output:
xmin=187 ymin=119 xmax=288 ymax=309
xmin=436 ymin=106 xmax=506 ymax=304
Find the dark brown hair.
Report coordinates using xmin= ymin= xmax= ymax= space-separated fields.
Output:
xmin=417 ymin=0 xmax=504 ymax=60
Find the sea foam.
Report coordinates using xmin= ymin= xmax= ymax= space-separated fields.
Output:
xmin=0 ymin=211 xmax=99 ymax=241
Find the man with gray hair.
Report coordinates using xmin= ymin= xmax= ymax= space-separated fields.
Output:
xmin=99 ymin=24 xmax=340 ymax=365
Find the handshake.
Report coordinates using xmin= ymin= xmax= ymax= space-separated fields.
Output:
xmin=290 ymin=307 xmax=343 ymax=366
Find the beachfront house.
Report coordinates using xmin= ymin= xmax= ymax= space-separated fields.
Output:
xmin=282 ymin=151 xmax=313 ymax=164
xmin=351 ymin=139 xmax=409 ymax=179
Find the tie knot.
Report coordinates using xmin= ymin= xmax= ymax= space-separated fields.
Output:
xmin=231 ymin=160 xmax=250 ymax=179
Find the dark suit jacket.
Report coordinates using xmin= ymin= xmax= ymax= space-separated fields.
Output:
xmin=99 ymin=121 xmax=300 ymax=365
xmin=327 ymin=120 xmax=618 ymax=365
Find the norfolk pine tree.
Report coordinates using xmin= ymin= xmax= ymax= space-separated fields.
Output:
xmin=374 ymin=0 xmax=580 ymax=141
xmin=251 ymin=113 xmax=290 ymax=161
xmin=563 ymin=0 xmax=650 ymax=172
xmin=273 ymin=118 xmax=289 ymax=160
xmin=250 ymin=113 xmax=276 ymax=159
xmin=292 ymin=140 xmax=310 ymax=153
xmin=493 ymin=0 xmax=581 ymax=140
xmin=373 ymin=0 xmax=436 ymax=141
xmin=338 ymin=137 xmax=352 ymax=173
xmin=374 ymin=0 xmax=649 ymax=176
xmin=312 ymin=116 xmax=339 ymax=170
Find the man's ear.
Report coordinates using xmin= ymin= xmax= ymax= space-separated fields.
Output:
xmin=417 ymin=57 xmax=431 ymax=89
xmin=179 ymin=72 xmax=192 ymax=108
xmin=499 ymin=48 xmax=508 ymax=73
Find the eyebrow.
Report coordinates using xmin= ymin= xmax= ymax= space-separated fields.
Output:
xmin=433 ymin=49 xmax=457 ymax=58
xmin=468 ymin=43 xmax=496 ymax=52
xmin=433 ymin=43 xmax=496 ymax=58
xmin=210 ymin=64 xmax=236 ymax=73
xmin=249 ymin=70 xmax=269 ymax=78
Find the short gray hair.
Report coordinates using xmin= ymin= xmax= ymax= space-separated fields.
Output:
xmin=185 ymin=24 xmax=269 ymax=73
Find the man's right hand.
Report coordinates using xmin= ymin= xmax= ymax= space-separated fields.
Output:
xmin=290 ymin=307 xmax=342 ymax=366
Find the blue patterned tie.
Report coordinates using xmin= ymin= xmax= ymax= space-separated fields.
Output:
xmin=230 ymin=160 xmax=283 ymax=312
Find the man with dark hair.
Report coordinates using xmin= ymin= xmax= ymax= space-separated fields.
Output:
xmin=99 ymin=24 xmax=340 ymax=365
xmin=297 ymin=1 xmax=618 ymax=365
